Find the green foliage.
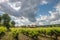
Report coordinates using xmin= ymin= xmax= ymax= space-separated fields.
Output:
xmin=0 ymin=27 xmax=7 ymax=34
xmin=11 ymin=21 xmax=15 ymax=27
xmin=0 ymin=13 xmax=15 ymax=29
xmin=2 ymin=14 xmax=11 ymax=22
xmin=0 ymin=27 xmax=60 ymax=40
xmin=10 ymin=27 xmax=60 ymax=40
xmin=0 ymin=27 xmax=7 ymax=39
xmin=0 ymin=15 xmax=2 ymax=25
xmin=0 ymin=15 xmax=2 ymax=22
xmin=2 ymin=14 xmax=11 ymax=29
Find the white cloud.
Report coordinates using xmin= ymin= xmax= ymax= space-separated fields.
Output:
xmin=0 ymin=0 xmax=60 ymax=26
xmin=50 ymin=19 xmax=60 ymax=24
xmin=41 ymin=0 xmax=48 ymax=5
xmin=35 ymin=2 xmax=60 ymax=25
xmin=55 ymin=3 xmax=60 ymax=12
xmin=39 ymin=22 xmax=44 ymax=25
xmin=49 ymin=2 xmax=60 ymax=24
xmin=49 ymin=11 xmax=60 ymax=21
xmin=8 ymin=2 xmax=21 ymax=11
xmin=0 ymin=0 xmax=49 ymax=22
xmin=36 ymin=15 xmax=49 ymax=25
xmin=11 ymin=16 xmax=32 ymax=26
xmin=12 ymin=1 xmax=60 ymax=26
xmin=0 ymin=0 xmax=8 ymax=3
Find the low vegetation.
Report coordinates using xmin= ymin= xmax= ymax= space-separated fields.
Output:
xmin=0 ymin=27 xmax=60 ymax=40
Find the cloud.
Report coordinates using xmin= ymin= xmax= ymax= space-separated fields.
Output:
xmin=0 ymin=0 xmax=8 ymax=3
xmin=8 ymin=2 xmax=21 ymax=11
xmin=36 ymin=2 xmax=60 ymax=25
xmin=49 ymin=2 xmax=60 ymax=24
xmin=0 ymin=0 xmax=60 ymax=26
xmin=55 ymin=2 xmax=60 ymax=13
xmin=41 ymin=0 xmax=48 ymax=5
xmin=11 ymin=16 xmax=34 ymax=26
xmin=50 ymin=19 xmax=60 ymax=24
xmin=49 ymin=2 xmax=60 ymax=21
xmin=49 ymin=11 xmax=60 ymax=21
xmin=0 ymin=0 xmax=48 ymax=22
xmin=15 ymin=1 xmax=60 ymax=25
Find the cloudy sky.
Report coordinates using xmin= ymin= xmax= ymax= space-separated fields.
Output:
xmin=0 ymin=0 xmax=60 ymax=26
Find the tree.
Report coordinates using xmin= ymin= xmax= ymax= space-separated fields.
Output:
xmin=2 ymin=13 xmax=11 ymax=29
xmin=0 ymin=15 xmax=2 ymax=25
xmin=2 ymin=14 xmax=11 ymax=22
xmin=11 ymin=21 xmax=15 ymax=27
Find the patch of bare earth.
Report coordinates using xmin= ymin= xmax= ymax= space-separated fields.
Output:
xmin=1 ymin=32 xmax=60 ymax=40
xmin=1 ymin=32 xmax=14 ymax=40
xmin=18 ymin=34 xmax=33 ymax=40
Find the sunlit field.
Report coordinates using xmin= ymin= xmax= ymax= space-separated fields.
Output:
xmin=0 ymin=27 xmax=60 ymax=40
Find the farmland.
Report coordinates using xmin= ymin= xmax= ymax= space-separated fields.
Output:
xmin=0 ymin=27 xmax=60 ymax=40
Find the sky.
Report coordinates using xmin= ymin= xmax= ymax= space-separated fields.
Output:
xmin=0 ymin=0 xmax=60 ymax=26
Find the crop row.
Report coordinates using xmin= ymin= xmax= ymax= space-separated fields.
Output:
xmin=0 ymin=27 xmax=60 ymax=40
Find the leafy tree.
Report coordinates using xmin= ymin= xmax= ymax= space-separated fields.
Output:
xmin=0 ymin=13 xmax=16 ymax=29
xmin=2 ymin=13 xmax=11 ymax=29
xmin=11 ymin=21 xmax=15 ymax=27
xmin=0 ymin=15 xmax=2 ymax=25
xmin=2 ymin=14 xmax=11 ymax=22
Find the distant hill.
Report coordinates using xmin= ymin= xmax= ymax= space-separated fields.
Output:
xmin=17 ymin=24 xmax=60 ymax=28
xmin=38 ymin=24 xmax=60 ymax=27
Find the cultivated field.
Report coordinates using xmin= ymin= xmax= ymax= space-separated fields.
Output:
xmin=0 ymin=27 xmax=60 ymax=40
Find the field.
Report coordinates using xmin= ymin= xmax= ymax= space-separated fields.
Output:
xmin=0 ymin=27 xmax=60 ymax=40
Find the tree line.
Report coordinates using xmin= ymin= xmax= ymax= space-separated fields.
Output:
xmin=0 ymin=13 xmax=15 ymax=29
